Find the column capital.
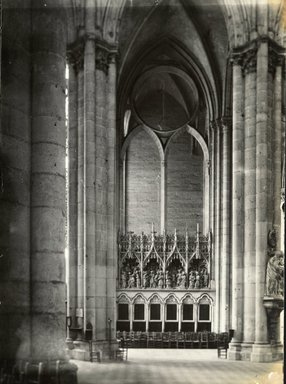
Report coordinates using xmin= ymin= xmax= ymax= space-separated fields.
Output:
xmin=67 ymin=36 xmax=119 ymax=75
xmin=231 ymin=39 xmax=257 ymax=71
xmin=210 ymin=117 xmax=232 ymax=133
xmin=231 ymin=45 xmax=257 ymax=75
xmin=67 ymin=37 xmax=85 ymax=74
xmin=95 ymin=40 xmax=118 ymax=74
xmin=268 ymin=43 xmax=285 ymax=76
xmin=231 ymin=37 xmax=285 ymax=76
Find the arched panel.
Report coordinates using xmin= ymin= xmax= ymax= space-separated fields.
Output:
xmin=197 ymin=293 xmax=214 ymax=304
xmin=166 ymin=130 xmax=204 ymax=233
xmin=125 ymin=129 xmax=161 ymax=233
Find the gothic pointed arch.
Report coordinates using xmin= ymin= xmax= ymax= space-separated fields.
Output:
xmin=120 ymin=124 xmax=164 ymax=161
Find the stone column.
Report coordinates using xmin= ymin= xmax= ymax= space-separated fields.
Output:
xmin=30 ymin=2 xmax=67 ymax=359
xmin=76 ymin=64 xmax=85 ymax=333
xmin=214 ymin=122 xmax=221 ymax=333
xmin=228 ymin=57 xmax=244 ymax=359
xmin=83 ymin=35 xmax=97 ymax=336
xmin=220 ymin=119 xmax=231 ymax=332
xmin=106 ymin=52 xmax=118 ymax=345
xmin=83 ymin=1 xmax=97 ymax=338
xmin=194 ymin=303 xmax=198 ymax=333
xmin=119 ymin=157 xmax=126 ymax=232
xmin=251 ymin=37 xmax=270 ymax=361
xmin=209 ymin=124 xmax=215 ymax=283
xmin=94 ymin=45 xmax=108 ymax=341
xmin=242 ymin=53 xmax=257 ymax=359
xmin=272 ymin=56 xmax=283 ymax=247
xmin=66 ymin=59 xmax=79 ymax=333
xmin=0 ymin=2 xmax=31 ymax=360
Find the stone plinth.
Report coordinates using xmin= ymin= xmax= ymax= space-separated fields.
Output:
xmin=250 ymin=296 xmax=284 ymax=362
xmin=263 ymin=296 xmax=284 ymax=344
xmin=69 ymin=339 xmax=119 ymax=361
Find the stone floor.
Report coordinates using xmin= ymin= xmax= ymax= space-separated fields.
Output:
xmin=74 ymin=349 xmax=283 ymax=384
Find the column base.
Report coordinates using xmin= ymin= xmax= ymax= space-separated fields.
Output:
xmin=240 ymin=342 xmax=254 ymax=361
xmin=0 ymin=359 xmax=78 ymax=384
xmin=228 ymin=341 xmax=242 ymax=360
xmin=251 ymin=343 xmax=284 ymax=362
xmin=68 ymin=339 xmax=119 ymax=361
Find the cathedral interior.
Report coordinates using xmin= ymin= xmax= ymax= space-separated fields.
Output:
xmin=0 ymin=0 xmax=285 ymax=382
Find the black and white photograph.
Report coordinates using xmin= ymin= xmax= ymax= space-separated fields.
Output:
xmin=0 ymin=0 xmax=285 ymax=383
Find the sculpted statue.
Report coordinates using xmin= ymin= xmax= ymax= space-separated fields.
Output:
xmin=142 ymin=270 xmax=149 ymax=288
xmin=166 ymin=271 xmax=172 ymax=288
xmin=128 ymin=272 xmax=136 ymax=288
xmin=157 ymin=270 xmax=164 ymax=289
xmin=121 ymin=271 xmax=127 ymax=288
xmin=150 ymin=269 xmax=156 ymax=288
xmin=189 ymin=271 xmax=196 ymax=289
xmin=266 ymin=251 xmax=284 ymax=296
xmin=203 ymin=270 xmax=209 ymax=288
xmin=195 ymin=271 xmax=200 ymax=289
xmin=135 ymin=269 xmax=141 ymax=288
xmin=179 ymin=270 xmax=187 ymax=289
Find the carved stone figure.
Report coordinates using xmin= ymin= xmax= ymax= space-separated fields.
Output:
xmin=176 ymin=268 xmax=183 ymax=288
xmin=203 ymin=269 xmax=209 ymax=288
xmin=150 ymin=270 xmax=156 ymax=288
xmin=121 ymin=271 xmax=127 ymax=289
xmin=189 ymin=271 xmax=196 ymax=289
xmin=157 ymin=270 xmax=164 ymax=289
xmin=195 ymin=271 xmax=200 ymax=289
xmin=179 ymin=270 xmax=187 ymax=289
xmin=135 ymin=270 xmax=141 ymax=288
xmin=166 ymin=271 xmax=172 ymax=288
xmin=142 ymin=271 xmax=149 ymax=288
xmin=266 ymin=251 xmax=284 ymax=296
xmin=128 ymin=272 xmax=136 ymax=288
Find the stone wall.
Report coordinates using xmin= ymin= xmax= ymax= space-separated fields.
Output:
xmin=166 ymin=131 xmax=204 ymax=233
xmin=125 ymin=129 xmax=161 ymax=233
xmin=124 ymin=129 xmax=204 ymax=234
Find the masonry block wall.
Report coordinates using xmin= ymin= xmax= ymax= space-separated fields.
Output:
xmin=126 ymin=129 xmax=161 ymax=233
xmin=125 ymin=129 xmax=204 ymax=235
xmin=166 ymin=131 xmax=204 ymax=233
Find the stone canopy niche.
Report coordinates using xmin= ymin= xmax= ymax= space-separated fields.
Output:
xmin=118 ymin=226 xmax=211 ymax=291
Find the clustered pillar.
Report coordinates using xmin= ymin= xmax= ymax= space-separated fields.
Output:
xmin=228 ymin=36 xmax=284 ymax=362
xmin=67 ymin=31 xmax=118 ymax=358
